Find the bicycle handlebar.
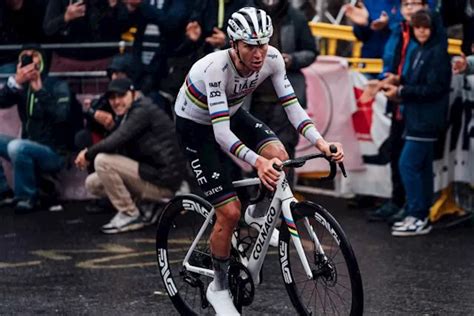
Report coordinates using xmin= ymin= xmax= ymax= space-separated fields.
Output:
xmin=273 ymin=144 xmax=347 ymax=181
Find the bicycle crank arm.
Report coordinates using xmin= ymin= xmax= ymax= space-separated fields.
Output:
xmin=182 ymin=272 xmax=209 ymax=309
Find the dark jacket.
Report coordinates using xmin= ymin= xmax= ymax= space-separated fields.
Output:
xmin=0 ymin=0 xmax=48 ymax=65
xmin=399 ymin=13 xmax=451 ymax=139
xmin=127 ymin=1 xmax=202 ymax=90
xmin=383 ymin=11 xmax=446 ymax=77
xmin=0 ymin=50 xmax=72 ymax=152
xmin=194 ymin=0 xmax=252 ymax=54
xmin=43 ymin=0 xmax=129 ymax=59
xmin=85 ymin=98 xmax=186 ymax=191
xmin=279 ymin=5 xmax=317 ymax=108
xmin=253 ymin=1 xmax=317 ymax=108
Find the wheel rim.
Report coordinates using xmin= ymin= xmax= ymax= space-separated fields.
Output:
xmin=280 ymin=205 xmax=362 ymax=315
xmin=157 ymin=199 xmax=215 ymax=315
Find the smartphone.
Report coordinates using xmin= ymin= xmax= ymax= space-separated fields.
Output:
xmin=21 ymin=55 xmax=33 ymax=67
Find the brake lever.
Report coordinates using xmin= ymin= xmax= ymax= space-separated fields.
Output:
xmin=329 ymin=144 xmax=347 ymax=178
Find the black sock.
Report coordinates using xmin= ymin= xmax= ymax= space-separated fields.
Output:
xmin=211 ymin=255 xmax=230 ymax=291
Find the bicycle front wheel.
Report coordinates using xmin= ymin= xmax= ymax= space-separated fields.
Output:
xmin=156 ymin=194 xmax=215 ymax=315
xmin=279 ymin=201 xmax=363 ymax=315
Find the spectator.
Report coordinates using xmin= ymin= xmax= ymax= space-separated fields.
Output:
xmin=75 ymin=78 xmax=186 ymax=234
xmin=366 ymin=0 xmax=444 ymax=223
xmin=125 ymin=0 xmax=203 ymax=110
xmin=383 ymin=9 xmax=451 ymax=236
xmin=251 ymin=0 xmax=317 ymax=187
xmin=290 ymin=0 xmax=317 ymax=21
xmin=453 ymin=53 xmax=474 ymax=75
xmin=0 ymin=0 xmax=47 ymax=75
xmin=344 ymin=0 xmax=438 ymax=60
xmin=43 ymin=0 xmax=129 ymax=60
xmin=0 ymin=46 xmax=72 ymax=213
xmin=192 ymin=0 xmax=253 ymax=54
xmin=344 ymin=1 xmax=394 ymax=59
xmin=75 ymin=53 xmax=139 ymax=152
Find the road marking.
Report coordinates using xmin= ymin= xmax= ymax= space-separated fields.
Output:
xmin=31 ymin=243 xmax=134 ymax=260
xmin=2 ymin=239 xmax=278 ymax=270
xmin=77 ymin=251 xmax=156 ymax=269
xmin=0 ymin=261 xmax=41 ymax=268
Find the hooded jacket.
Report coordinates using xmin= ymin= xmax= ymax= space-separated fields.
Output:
xmin=85 ymin=97 xmax=186 ymax=191
xmin=0 ymin=48 xmax=72 ymax=152
xmin=399 ymin=12 xmax=451 ymax=139
xmin=382 ymin=11 xmax=446 ymax=78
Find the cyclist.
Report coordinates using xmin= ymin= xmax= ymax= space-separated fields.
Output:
xmin=174 ymin=7 xmax=344 ymax=315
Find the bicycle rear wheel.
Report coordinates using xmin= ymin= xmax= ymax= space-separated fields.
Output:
xmin=156 ymin=194 xmax=215 ymax=315
xmin=279 ymin=201 xmax=363 ymax=315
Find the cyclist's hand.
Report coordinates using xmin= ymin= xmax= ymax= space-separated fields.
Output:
xmin=316 ymin=139 xmax=344 ymax=162
xmin=255 ymin=156 xmax=282 ymax=191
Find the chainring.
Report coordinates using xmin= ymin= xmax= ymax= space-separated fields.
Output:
xmin=228 ymin=261 xmax=255 ymax=307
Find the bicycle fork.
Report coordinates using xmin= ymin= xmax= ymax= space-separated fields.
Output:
xmin=281 ymin=199 xmax=315 ymax=280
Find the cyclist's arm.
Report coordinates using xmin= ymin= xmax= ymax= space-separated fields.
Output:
xmin=204 ymin=68 xmax=259 ymax=167
xmin=270 ymin=50 xmax=322 ymax=145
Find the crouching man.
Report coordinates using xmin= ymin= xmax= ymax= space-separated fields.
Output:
xmin=75 ymin=78 xmax=186 ymax=234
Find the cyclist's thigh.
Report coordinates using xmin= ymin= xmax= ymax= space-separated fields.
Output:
xmin=231 ymin=107 xmax=283 ymax=155
xmin=176 ymin=117 xmax=238 ymax=208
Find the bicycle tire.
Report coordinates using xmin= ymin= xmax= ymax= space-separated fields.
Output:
xmin=156 ymin=194 xmax=215 ymax=315
xmin=278 ymin=201 xmax=364 ymax=315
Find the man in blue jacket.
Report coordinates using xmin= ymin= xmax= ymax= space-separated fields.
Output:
xmin=0 ymin=46 xmax=72 ymax=213
xmin=384 ymin=9 xmax=451 ymax=236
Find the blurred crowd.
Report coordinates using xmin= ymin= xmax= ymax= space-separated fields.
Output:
xmin=0 ymin=0 xmax=472 ymax=236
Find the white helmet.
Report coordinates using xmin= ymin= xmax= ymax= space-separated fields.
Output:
xmin=227 ymin=7 xmax=273 ymax=45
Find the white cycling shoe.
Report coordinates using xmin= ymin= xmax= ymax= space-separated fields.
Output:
xmin=206 ymin=282 xmax=240 ymax=316
xmin=244 ymin=204 xmax=280 ymax=247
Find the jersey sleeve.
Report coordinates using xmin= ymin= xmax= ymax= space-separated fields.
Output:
xmin=204 ymin=64 xmax=260 ymax=166
xmin=269 ymin=49 xmax=322 ymax=145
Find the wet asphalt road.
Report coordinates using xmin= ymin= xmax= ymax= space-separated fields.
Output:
xmin=1 ymin=195 xmax=473 ymax=315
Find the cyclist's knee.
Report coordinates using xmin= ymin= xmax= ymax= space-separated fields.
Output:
xmin=215 ymin=201 xmax=241 ymax=227
xmin=260 ymin=142 xmax=289 ymax=161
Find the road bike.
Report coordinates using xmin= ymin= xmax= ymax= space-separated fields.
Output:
xmin=156 ymin=148 xmax=364 ymax=315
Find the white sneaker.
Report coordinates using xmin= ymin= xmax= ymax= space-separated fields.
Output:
xmin=206 ymin=282 xmax=240 ymax=316
xmin=391 ymin=216 xmax=432 ymax=237
xmin=244 ymin=205 xmax=279 ymax=247
xmin=101 ymin=212 xmax=144 ymax=234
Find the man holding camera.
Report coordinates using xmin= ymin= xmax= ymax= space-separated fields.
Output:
xmin=0 ymin=46 xmax=72 ymax=213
